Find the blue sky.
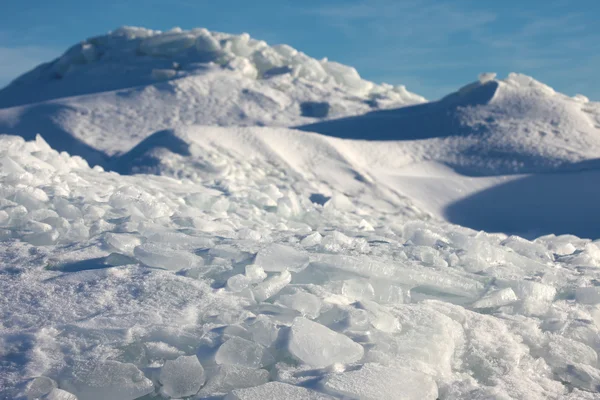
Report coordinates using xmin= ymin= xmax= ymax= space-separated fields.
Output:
xmin=1 ymin=0 xmax=599 ymax=100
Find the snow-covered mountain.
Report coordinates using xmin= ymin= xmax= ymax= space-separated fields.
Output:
xmin=2 ymin=26 xmax=600 ymax=400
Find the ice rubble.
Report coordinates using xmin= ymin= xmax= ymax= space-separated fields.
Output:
xmin=4 ymin=133 xmax=600 ymax=399
xmin=0 ymin=26 xmax=425 ymax=109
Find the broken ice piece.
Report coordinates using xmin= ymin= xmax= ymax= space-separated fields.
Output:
xmin=356 ymin=300 xmax=401 ymax=333
xmin=252 ymin=270 xmax=292 ymax=302
xmin=471 ymin=288 xmax=518 ymax=309
xmin=321 ymin=363 xmax=438 ymax=400
xmin=227 ymin=274 xmax=252 ymax=292
xmin=61 ymin=360 xmax=154 ymax=400
xmin=42 ymin=388 xmax=78 ymax=400
xmin=277 ymin=291 xmax=322 ymax=319
xmin=215 ymin=337 xmax=269 ymax=368
xmin=245 ymin=264 xmax=267 ymax=283
xmin=198 ymin=365 xmax=269 ymax=396
xmin=133 ymin=243 xmax=202 ymax=271
xmin=288 ymin=317 xmax=364 ymax=368
xmin=24 ymin=376 xmax=57 ymax=399
xmin=254 ymin=243 xmax=309 ymax=272
xmin=159 ymin=355 xmax=205 ymax=398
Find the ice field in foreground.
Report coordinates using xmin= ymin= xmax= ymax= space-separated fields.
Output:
xmin=3 ymin=133 xmax=600 ymax=399
xmin=2 ymin=25 xmax=600 ymax=399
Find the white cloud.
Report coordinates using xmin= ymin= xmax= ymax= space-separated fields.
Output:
xmin=0 ymin=46 xmax=61 ymax=88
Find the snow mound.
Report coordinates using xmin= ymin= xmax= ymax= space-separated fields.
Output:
xmin=298 ymin=73 xmax=600 ymax=175
xmin=0 ymin=26 xmax=424 ymax=108
xmin=4 ymin=134 xmax=600 ymax=399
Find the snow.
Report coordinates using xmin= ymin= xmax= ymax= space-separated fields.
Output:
xmin=2 ymin=24 xmax=600 ymax=400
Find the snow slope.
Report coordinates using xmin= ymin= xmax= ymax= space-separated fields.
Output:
xmin=2 ymin=26 xmax=600 ymax=399
xmin=298 ymin=73 xmax=600 ymax=175
xmin=0 ymin=26 xmax=423 ymax=163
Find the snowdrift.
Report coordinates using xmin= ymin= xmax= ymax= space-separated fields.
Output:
xmin=299 ymin=73 xmax=600 ymax=175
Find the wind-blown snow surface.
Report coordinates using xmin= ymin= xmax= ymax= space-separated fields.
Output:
xmin=3 ymin=133 xmax=600 ymax=399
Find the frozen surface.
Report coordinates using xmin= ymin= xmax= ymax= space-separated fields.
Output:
xmin=2 ymin=25 xmax=600 ymax=400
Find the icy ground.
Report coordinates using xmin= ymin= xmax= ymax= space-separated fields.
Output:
xmin=4 ymin=132 xmax=600 ymax=399
xmin=2 ymin=26 xmax=600 ymax=400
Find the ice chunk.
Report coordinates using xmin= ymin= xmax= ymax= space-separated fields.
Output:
xmin=471 ymin=288 xmax=518 ymax=309
xmin=254 ymin=244 xmax=309 ymax=272
xmin=276 ymin=192 xmax=302 ymax=218
xmin=134 ymin=243 xmax=201 ymax=271
xmin=225 ymin=381 xmax=333 ymax=400
xmin=195 ymin=31 xmax=221 ymax=53
xmin=247 ymin=316 xmax=280 ymax=347
xmin=301 ymin=232 xmax=322 ymax=247
xmin=339 ymin=278 xmax=375 ymax=301
xmin=371 ymin=281 xmax=406 ymax=304
xmin=277 ymin=291 xmax=322 ymax=319
xmin=159 ymin=355 xmax=205 ymax=398
xmin=61 ymin=360 xmax=154 ymax=400
xmin=546 ymin=337 xmax=598 ymax=369
xmin=322 ymin=363 xmax=438 ymax=400
xmin=501 ymin=236 xmax=553 ymax=262
xmin=215 ymin=337 xmax=269 ymax=368
xmin=356 ymin=300 xmax=401 ymax=333
xmin=576 ymin=287 xmax=600 ymax=305
xmin=24 ymin=230 xmax=59 ymax=246
xmin=507 ymin=280 xmax=556 ymax=315
xmin=245 ymin=264 xmax=267 ymax=283
xmin=227 ymin=57 xmax=258 ymax=79
xmin=24 ymin=376 xmax=57 ymax=399
xmin=324 ymin=193 xmax=354 ymax=211
xmin=556 ymin=363 xmax=600 ymax=392
xmin=104 ymin=233 xmax=141 ymax=255
xmin=288 ymin=317 xmax=364 ymax=367
xmin=227 ymin=274 xmax=252 ymax=292
xmin=252 ymin=270 xmax=292 ymax=302
xmin=42 ymin=388 xmax=78 ymax=400
xmin=139 ymin=33 xmax=196 ymax=56
xmin=198 ymin=365 xmax=269 ymax=396
xmin=321 ymin=231 xmax=354 ymax=251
